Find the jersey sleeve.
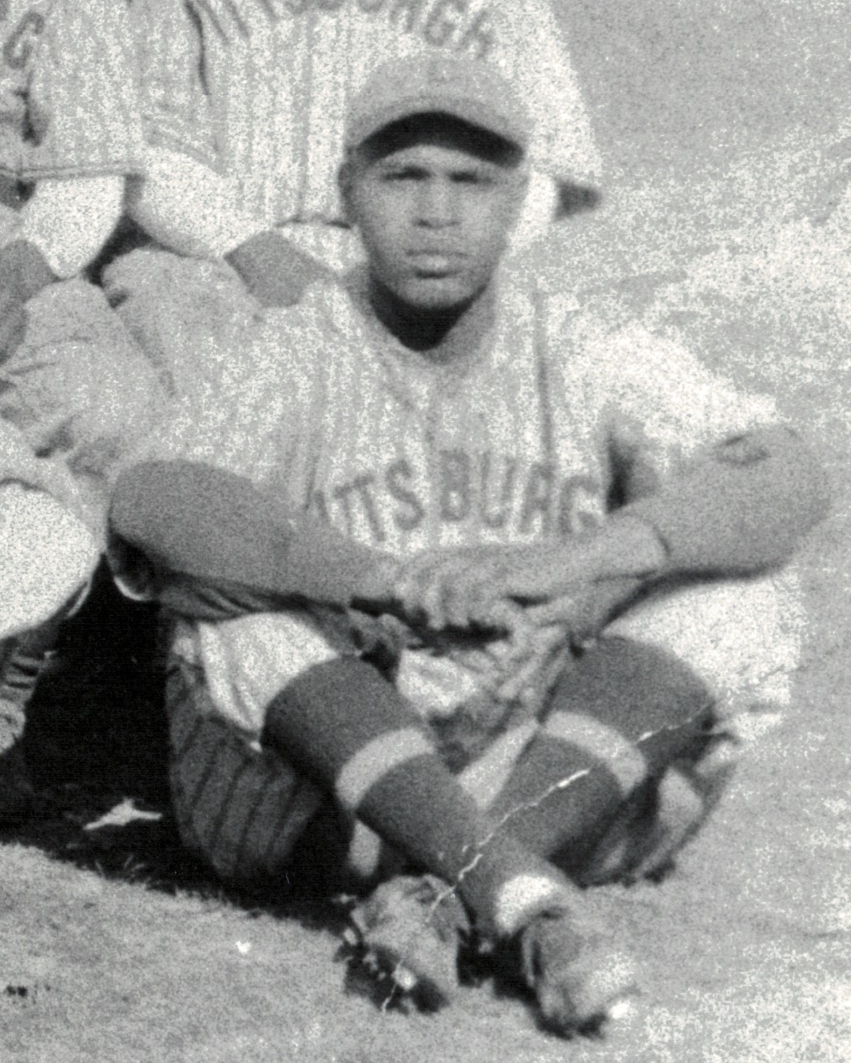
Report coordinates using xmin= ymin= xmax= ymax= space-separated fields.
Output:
xmin=491 ymin=0 xmax=601 ymax=184
xmin=569 ymin=315 xmax=779 ymax=477
xmin=0 ymin=0 xmax=146 ymax=180
xmin=132 ymin=0 xmax=220 ymax=169
xmin=132 ymin=263 xmax=332 ymax=492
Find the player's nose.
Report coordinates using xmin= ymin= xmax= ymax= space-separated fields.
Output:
xmin=415 ymin=177 xmax=459 ymax=228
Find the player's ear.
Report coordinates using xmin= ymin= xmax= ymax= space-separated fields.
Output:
xmin=337 ymin=158 xmax=357 ymax=227
xmin=506 ymin=166 xmax=531 ymax=227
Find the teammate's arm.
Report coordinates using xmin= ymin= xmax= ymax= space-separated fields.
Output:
xmin=128 ymin=147 xmax=334 ymax=305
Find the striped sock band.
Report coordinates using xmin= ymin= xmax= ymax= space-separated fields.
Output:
xmin=335 ymin=728 xmax=435 ymax=813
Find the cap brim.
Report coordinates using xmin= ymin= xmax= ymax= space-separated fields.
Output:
xmin=346 ymin=95 xmax=529 ymax=153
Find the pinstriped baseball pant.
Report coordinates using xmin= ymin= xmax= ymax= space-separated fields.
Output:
xmin=166 ymin=650 xmax=324 ymax=885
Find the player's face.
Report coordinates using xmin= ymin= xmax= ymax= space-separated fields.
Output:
xmin=345 ymin=134 xmax=527 ymax=311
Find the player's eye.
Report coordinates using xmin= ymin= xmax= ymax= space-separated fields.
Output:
xmin=381 ymin=166 xmax=427 ymax=182
xmin=451 ymin=170 xmax=494 ymax=187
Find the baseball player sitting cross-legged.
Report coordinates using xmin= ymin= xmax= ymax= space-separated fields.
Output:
xmin=108 ymin=58 xmax=828 ymax=1035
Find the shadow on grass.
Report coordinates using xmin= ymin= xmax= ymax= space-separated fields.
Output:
xmin=8 ymin=565 xmax=344 ymax=933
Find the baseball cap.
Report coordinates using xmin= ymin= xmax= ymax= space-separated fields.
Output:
xmin=345 ymin=55 xmax=532 ymax=155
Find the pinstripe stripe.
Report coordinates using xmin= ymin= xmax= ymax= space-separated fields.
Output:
xmin=230 ymin=770 xmax=279 ymax=874
xmin=260 ymin=771 xmax=320 ymax=873
xmin=194 ymin=0 xmax=249 ymax=41
xmin=262 ymin=780 xmax=321 ymax=876
xmin=260 ymin=767 xmax=308 ymax=868
xmin=209 ymin=752 xmax=308 ymax=881
xmin=203 ymin=755 xmax=254 ymax=865
xmin=178 ymin=718 xmax=224 ymax=816
xmin=255 ymin=0 xmax=279 ymax=26
xmin=335 ymin=728 xmax=434 ymax=812
xmin=170 ymin=707 xmax=206 ymax=763
xmin=293 ymin=6 xmax=314 ymax=220
xmin=533 ymin=285 xmax=556 ymax=471
xmin=191 ymin=739 xmax=260 ymax=851
xmin=544 ymin=712 xmax=646 ymax=796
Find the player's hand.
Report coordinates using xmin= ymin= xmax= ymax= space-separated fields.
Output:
xmin=0 ymin=239 xmax=55 ymax=358
xmin=395 ymin=520 xmax=666 ymax=631
xmin=393 ymin=542 xmax=538 ymax=630
xmin=394 ymin=540 xmax=608 ymax=631
xmin=523 ymin=576 xmax=644 ymax=647
xmin=491 ymin=579 xmax=640 ymax=704
xmin=226 ymin=229 xmax=337 ymax=307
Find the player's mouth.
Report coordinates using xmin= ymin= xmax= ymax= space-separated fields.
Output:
xmin=407 ymin=251 xmax=465 ymax=276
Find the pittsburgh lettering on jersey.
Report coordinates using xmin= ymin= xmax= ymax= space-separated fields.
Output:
xmin=276 ymin=0 xmax=495 ymax=59
xmin=311 ymin=452 xmax=604 ymax=545
xmin=3 ymin=9 xmax=44 ymax=70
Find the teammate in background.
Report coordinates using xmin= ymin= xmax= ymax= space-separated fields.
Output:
xmin=0 ymin=1 xmax=159 ymax=821
xmin=127 ymin=0 xmax=601 ymax=312
xmin=107 ymin=59 xmax=828 ymax=1033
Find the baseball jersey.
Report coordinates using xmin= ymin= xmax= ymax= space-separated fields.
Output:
xmin=152 ymin=266 xmax=775 ymax=556
xmin=137 ymin=0 xmax=601 ymax=228
xmin=0 ymin=0 xmax=145 ymax=180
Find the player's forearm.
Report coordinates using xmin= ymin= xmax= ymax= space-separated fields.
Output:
xmin=225 ymin=229 xmax=335 ymax=307
xmin=622 ymin=425 xmax=830 ymax=575
xmin=109 ymin=460 xmax=399 ymax=614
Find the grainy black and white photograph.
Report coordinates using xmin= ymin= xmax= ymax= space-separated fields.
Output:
xmin=0 ymin=2 xmax=848 ymax=1060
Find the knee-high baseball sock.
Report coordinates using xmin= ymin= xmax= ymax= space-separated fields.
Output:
xmin=0 ymin=610 xmax=79 ymax=824
xmin=0 ymin=602 xmax=84 ymax=751
xmin=479 ymin=637 xmax=716 ymax=871
xmin=263 ymin=657 xmax=577 ymax=939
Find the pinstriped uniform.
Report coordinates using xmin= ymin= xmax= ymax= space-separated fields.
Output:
xmin=137 ymin=0 xmax=600 ymax=237
xmin=0 ymin=0 xmax=145 ymax=180
xmin=113 ymin=251 xmax=798 ymax=882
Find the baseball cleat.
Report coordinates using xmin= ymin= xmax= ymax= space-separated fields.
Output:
xmin=345 ymin=874 xmax=470 ymax=1006
xmin=519 ymin=906 xmax=637 ymax=1035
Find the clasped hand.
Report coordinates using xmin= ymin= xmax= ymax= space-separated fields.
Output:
xmin=391 ymin=536 xmax=642 ymax=704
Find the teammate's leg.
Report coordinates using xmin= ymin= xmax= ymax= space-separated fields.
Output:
xmin=0 ymin=275 xmax=163 ymax=823
xmin=0 ymin=430 xmax=101 ymax=823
